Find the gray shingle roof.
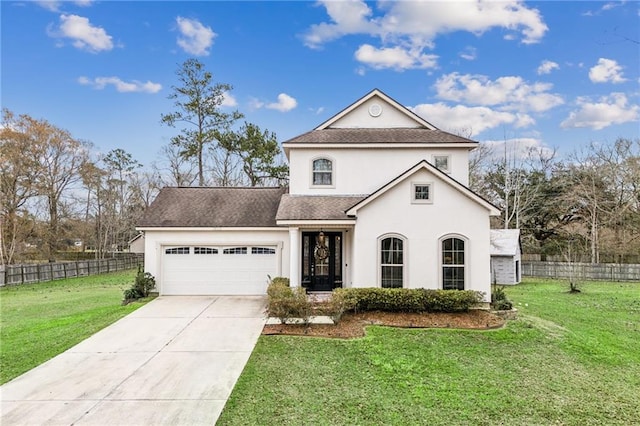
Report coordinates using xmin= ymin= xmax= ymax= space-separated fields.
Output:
xmin=283 ymin=128 xmax=477 ymax=145
xmin=138 ymin=187 xmax=287 ymax=228
xmin=276 ymin=195 xmax=365 ymax=221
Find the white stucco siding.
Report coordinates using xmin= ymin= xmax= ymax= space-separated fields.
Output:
xmin=289 ymin=148 xmax=470 ymax=195
xmin=330 ymin=97 xmax=422 ymax=129
xmin=349 ymin=169 xmax=492 ymax=301
xmin=142 ymin=228 xmax=290 ymax=295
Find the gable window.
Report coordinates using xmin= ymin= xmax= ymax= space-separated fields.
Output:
xmin=223 ymin=247 xmax=247 ymax=254
xmin=434 ymin=155 xmax=450 ymax=173
xmin=194 ymin=247 xmax=217 ymax=254
xmin=312 ymin=158 xmax=333 ymax=186
xmin=442 ymin=237 xmax=465 ymax=290
xmin=412 ymin=183 xmax=433 ymax=204
xmin=380 ymin=236 xmax=404 ymax=288
xmin=165 ymin=247 xmax=189 ymax=255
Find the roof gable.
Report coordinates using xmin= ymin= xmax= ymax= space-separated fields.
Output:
xmin=346 ymin=160 xmax=501 ymax=216
xmin=315 ymin=89 xmax=437 ymax=130
xmin=137 ymin=187 xmax=286 ymax=228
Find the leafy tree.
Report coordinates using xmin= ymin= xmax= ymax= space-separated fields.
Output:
xmin=220 ymin=122 xmax=289 ymax=186
xmin=161 ymin=58 xmax=243 ymax=186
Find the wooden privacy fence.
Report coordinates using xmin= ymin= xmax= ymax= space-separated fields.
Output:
xmin=522 ymin=261 xmax=640 ymax=282
xmin=0 ymin=256 xmax=143 ymax=286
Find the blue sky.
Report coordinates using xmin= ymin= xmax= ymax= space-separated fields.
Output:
xmin=2 ymin=0 xmax=639 ymax=168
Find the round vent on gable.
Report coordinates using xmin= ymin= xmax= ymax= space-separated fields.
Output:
xmin=368 ymin=103 xmax=383 ymax=117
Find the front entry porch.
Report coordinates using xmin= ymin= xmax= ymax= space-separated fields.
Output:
xmin=301 ymin=231 xmax=342 ymax=292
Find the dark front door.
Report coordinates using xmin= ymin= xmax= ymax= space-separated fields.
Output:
xmin=302 ymin=232 xmax=342 ymax=292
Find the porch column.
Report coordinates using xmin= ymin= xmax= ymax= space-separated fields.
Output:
xmin=289 ymin=227 xmax=300 ymax=287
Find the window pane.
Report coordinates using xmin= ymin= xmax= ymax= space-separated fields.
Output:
xmin=382 ymin=265 xmax=403 ymax=288
xmin=414 ymin=185 xmax=430 ymax=200
xmin=435 ymin=156 xmax=449 ymax=171
xmin=313 ymin=159 xmax=332 ymax=171
xmin=313 ymin=171 xmax=332 ymax=185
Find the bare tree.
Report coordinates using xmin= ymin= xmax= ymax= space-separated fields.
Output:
xmin=0 ymin=109 xmax=40 ymax=264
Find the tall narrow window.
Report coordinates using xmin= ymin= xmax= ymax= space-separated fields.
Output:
xmin=380 ymin=236 xmax=404 ymax=288
xmin=442 ymin=237 xmax=465 ymax=290
xmin=312 ymin=158 xmax=332 ymax=186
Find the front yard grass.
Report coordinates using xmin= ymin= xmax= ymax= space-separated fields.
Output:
xmin=0 ymin=270 xmax=148 ymax=384
xmin=218 ymin=279 xmax=640 ymax=425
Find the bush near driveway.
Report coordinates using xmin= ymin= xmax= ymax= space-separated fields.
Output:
xmin=0 ymin=270 xmax=148 ymax=384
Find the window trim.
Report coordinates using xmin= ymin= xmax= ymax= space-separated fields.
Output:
xmin=310 ymin=157 xmax=335 ymax=188
xmin=165 ymin=247 xmax=190 ymax=255
xmin=433 ymin=155 xmax=451 ymax=173
xmin=223 ymin=247 xmax=248 ymax=255
xmin=194 ymin=247 xmax=218 ymax=254
xmin=411 ymin=182 xmax=433 ymax=204
xmin=439 ymin=234 xmax=468 ymax=290
xmin=377 ymin=234 xmax=407 ymax=289
xmin=251 ymin=246 xmax=276 ymax=255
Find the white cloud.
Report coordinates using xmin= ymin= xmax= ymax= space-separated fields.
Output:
xmin=589 ymin=58 xmax=626 ymax=83
xmin=78 ymin=76 xmax=162 ymax=93
xmin=266 ymin=93 xmax=297 ymax=112
xmin=48 ymin=14 xmax=113 ymax=52
xmin=37 ymin=1 xmax=93 ymax=12
xmin=411 ymin=103 xmax=534 ymax=136
xmin=304 ymin=0 xmax=547 ymax=71
xmin=221 ymin=92 xmax=237 ymax=107
xmin=354 ymin=44 xmax=437 ymax=70
xmin=560 ymin=93 xmax=639 ymax=130
xmin=480 ymin=137 xmax=555 ymax=161
xmin=175 ymin=17 xmax=216 ymax=56
xmin=583 ymin=2 xmax=624 ymax=16
xmin=459 ymin=46 xmax=477 ymax=61
xmin=537 ymin=60 xmax=559 ymax=75
xmin=434 ymin=72 xmax=564 ymax=113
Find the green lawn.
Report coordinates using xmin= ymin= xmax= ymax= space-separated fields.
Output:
xmin=218 ymin=279 xmax=640 ymax=425
xmin=0 ymin=270 xmax=148 ymax=384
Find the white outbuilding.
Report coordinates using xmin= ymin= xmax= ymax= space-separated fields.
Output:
xmin=490 ymin=229 xmax=522 ymax=285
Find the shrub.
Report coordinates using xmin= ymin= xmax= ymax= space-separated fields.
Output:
xmin=269 ymin=276 xmax=290 ymax=287
xmin=123 ymin=266 xmax=156 ymax=304
xmin=266 ymin=278 xmax=312 ymax=325
xmin=491 ymin=285 xmax=513 ymax=311
xmin=334 ymin=287 xmax=483 ymax=313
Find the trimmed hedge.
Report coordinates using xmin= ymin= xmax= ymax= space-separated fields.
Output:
xmin=266 ymin=278 xmax=312 ymax=324
xmin=334 ymin=287 xmax=483 ymax=313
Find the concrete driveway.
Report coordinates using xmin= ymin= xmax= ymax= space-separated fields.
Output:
xmin=0 ymin=296 xmax=267 ymax=426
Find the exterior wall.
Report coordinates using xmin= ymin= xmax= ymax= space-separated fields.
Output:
xmin=143 ymin=228 xmax=290 ymax=290
xmin=491 ymin=256 xmax=517 ymax=285
xmin=348 ymin=168 xmax=492 ymax=302
xmin=330 ymin=97 xmax=422 ymax=128
xmin=129 ymin=235 xmax=145 ymax=253
xmin=289 ymin=148 xmax=470 ymax=195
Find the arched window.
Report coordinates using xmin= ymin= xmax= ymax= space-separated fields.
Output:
xmin=441 ymin=237 xmax=465 ymax=290
xmin=380 ymin=236 xmax=404 ymax=288
xmin=312 ymin=158 xmax=333 ymax=186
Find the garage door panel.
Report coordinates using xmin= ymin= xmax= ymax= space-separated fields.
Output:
xmin=162 ymin=245 xmax=277 ymax=295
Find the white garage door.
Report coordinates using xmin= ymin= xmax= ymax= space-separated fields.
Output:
xmin=162 ymin=245 xmax=277 ymax=295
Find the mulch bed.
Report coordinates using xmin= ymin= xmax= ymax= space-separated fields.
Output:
xmin=262 ymin=310 xmax=505 ymax=339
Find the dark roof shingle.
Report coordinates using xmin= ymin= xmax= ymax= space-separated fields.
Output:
xmin=276 ymin=195 xmax=365 ymax=221
xmin=283 ymin=128 xmax=476 ymax=145
xmin=138 ymin=187 xmax=287 ymax=228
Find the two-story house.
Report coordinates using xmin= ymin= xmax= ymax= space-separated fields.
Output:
xmin=138 ymin=89 xmax=500 ymax=301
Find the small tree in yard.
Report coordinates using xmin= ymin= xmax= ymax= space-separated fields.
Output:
xmin=123 ymin=266 xmax=156 ymax=304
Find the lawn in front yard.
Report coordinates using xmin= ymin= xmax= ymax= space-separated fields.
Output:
xmin=218 ymin=279 xmax=640 ymax=425
xmin=0 ymin=270 xmax=148 ymax=384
